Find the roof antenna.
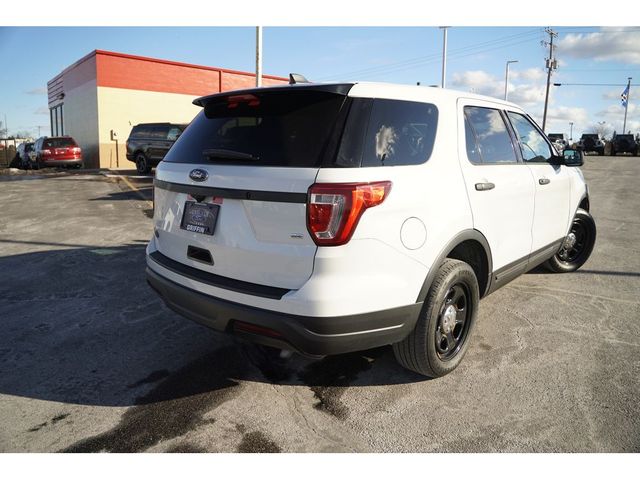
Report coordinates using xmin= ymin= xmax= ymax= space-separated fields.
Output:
xmin=289 ymin=73 xmax=310 ymax=85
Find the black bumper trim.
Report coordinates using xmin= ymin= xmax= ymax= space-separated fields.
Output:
xmin=146 ymin=266 xmax=422 ymax=356
xmin=149 ymin=250 xmax=291 ymax=300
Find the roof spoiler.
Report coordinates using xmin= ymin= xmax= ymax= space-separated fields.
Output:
xmin=192 ymin=83 xmax=353 ymax=107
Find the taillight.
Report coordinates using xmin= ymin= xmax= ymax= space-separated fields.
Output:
xmin=307 ymin=181 xmax=392 ymax=246
xmin=41 ymin=149 xmax=51 ymax=156
xmin=71 ymin=147 xmax=81 ymax=154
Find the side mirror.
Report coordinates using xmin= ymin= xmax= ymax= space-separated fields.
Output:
xmin=563 ymin=148 xmax=583 ymax=167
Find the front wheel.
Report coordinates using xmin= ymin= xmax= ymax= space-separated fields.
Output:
xmin=393 ymin=259 xmax=479 ymax=378
xmin=543 ymin=208 xmax=596 ymax=273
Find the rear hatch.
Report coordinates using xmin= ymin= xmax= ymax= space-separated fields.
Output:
xmin=152 ymin=85 xmax=353 ymax=291
xmin=43 ymin=137 xmax=80 ymax=160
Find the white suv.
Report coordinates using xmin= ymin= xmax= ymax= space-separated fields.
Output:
xmin=146 ymin=82 xmax=596 ymax=378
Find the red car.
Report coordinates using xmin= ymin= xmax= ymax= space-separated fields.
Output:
xmin=32 ymin=136 xmax=83 ymax=169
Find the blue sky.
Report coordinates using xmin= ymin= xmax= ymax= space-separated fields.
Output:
xmin=1 ymin=26 xmax=639 ymax=140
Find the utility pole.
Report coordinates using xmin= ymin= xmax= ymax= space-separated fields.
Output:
xmin=255 ymin=26 xmax=263 ymax=87
xmin=541 ymin=28 xmax=557 ymax=132
xmin=440 ymin=27 xmax=449 ymax=88
xmin=622 ymin=77 xmax=631 ymax=133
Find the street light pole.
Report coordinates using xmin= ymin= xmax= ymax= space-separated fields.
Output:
xmin=569 ymin=122 xmax=574 ymax=142
xmin=440 ymin=27 xmax=449 ymax=88
xmin=504 ymin=60 xmax=518 ymax=101
xmin=255 ymin=26 xmax=263 ymax=87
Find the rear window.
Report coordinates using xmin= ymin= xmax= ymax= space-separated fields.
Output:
xmin=164 ymin=91 xmax=347 ymax=167
xmin=43 ymin=138 xmax=76 ymax=148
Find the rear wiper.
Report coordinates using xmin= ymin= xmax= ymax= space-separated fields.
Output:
xmin=202 ymin=148 xmax=260 ymax=161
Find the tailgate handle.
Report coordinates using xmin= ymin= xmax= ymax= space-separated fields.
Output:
xmin=187 ymin=245 xmax=213 ymax=265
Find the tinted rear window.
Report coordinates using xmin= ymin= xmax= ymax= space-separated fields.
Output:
xmin=360 ymin=99 xmax=438 ymax=167
xmin=164 ymin=91 xmax=347 ymax=167
xmin=43 ymin=138 xmax=76 ymax=148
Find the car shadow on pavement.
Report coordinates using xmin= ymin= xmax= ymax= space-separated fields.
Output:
xmin=526 ymin=265 xmax=640 ymax=277
xmin=89 ymin=187 xmax=153 ymax=203
xmin=0 ymin=244 xmax=427 ymax=412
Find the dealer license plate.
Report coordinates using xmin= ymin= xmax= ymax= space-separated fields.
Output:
xmin=180 ymin=201 xmax=220 ymax=236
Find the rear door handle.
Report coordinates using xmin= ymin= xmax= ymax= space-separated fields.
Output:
xmin=475 ymin=182 xmax=495 ymax=191
xmin=539 ymin=178 xmax=551 ymax=185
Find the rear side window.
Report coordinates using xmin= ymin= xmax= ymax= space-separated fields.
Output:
xmin=43 ymin=138 xmax=76 ymax=148
xmin=164 ymin=91 xmax=347 ymax=167
xmin=150 ymin=126 xmax=168 ymax=139
xmin=361 ymin=99 xmax=437 ymax=167
xmin=464 ymin=106 xmax=518 ymax=164
xmin=167 ymin=126 xmax=182 ymax=141
xmin=131 ymin=126 xmax=151 ymax=138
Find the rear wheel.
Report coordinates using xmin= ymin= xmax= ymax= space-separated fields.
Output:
xmin=543 ymin=208 xmax=596 ymax=273
xmin=393 ymin=259 xmax=479 ymax=378
xmin=136 ymin=153 xmax=151 ymax=174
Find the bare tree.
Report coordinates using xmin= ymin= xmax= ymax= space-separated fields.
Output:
xmin=0 ymin=121 xmax=7 ymax=138
xmin=592 ymin=122 xmax=614 ymax=140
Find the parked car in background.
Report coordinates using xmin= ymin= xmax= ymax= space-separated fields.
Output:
xmin=32 ymin=136 xmax=83 ymax=169
xmin=547 ymin=133 xmax=569 ymax=153
xmin=610 ymin=133 xmax=638 ymax=156
xmin=11 ymin=142 xmax=35 ymax=168
xmin=126 ymin=122 xmax=188 ymax=174
xmin=146 ymin=82 xmax=595 ymax=378
xmin=576 ymin=133 xmax=605 ymax=156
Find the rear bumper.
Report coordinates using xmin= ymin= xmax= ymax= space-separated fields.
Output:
xmin=146 ymin=266 xmax=421 ymax=356
xmin=42 ymin=158 xmax=83 ymax=166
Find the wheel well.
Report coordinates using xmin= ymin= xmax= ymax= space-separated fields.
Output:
xmin=447 ymin=240 xmax=490 ymax=297
xmin=579 ymin=196 xmax=590 ymax=212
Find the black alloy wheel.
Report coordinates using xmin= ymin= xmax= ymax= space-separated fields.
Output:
xmin=557 ymin=217 xmax=591 ymax=264
xmin=136 ymin=153 xmax=150 ymax=174
xmin=434 ymin=284 xmax=472 ymax=360
xmin=393 ymin=258 xmax=479 ymax=378
xmin=543 ymin=208 xmax=596 ymax=273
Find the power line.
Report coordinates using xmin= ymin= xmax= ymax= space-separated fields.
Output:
xmin=316 ymin=28 xmax=542 ymax=81
xmin=555 ymin=27 xmax=640 ymax=34
xmin=554 ymin=82 xmax=637 ymax=86
xmin=361 ymin=37 xmax=540 ymax=81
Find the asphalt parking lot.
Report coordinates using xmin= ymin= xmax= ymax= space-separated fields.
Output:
xmin=0 ymin=158 xmax=638 ymax=453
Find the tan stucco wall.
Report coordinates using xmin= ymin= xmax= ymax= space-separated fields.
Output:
xmin=64 ymin=80 xmax=100 ymax=167
xmin=96 ymin=86 xmax=202 ymax=170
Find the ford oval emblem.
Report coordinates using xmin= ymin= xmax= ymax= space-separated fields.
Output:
xmin=189 ymin=169 xmax=208 ymax=182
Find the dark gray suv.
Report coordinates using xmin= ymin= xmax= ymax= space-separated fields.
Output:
xmin=125 ymin=123 xmax=187 ymax=174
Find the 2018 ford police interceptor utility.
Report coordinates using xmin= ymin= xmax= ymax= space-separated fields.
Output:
xmin=146 ymin=82 xmax=596 ymax=378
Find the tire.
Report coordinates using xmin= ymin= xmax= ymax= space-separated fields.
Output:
xmin=136 ymin=153 xmax=151 ymax=174
xmin=393 ymin=259 xmax=479 ymax=378
xmin=9 ymin=155 xmax=21 ymax=169
xmin=543 ymin=208 xmax=596 ymax=273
